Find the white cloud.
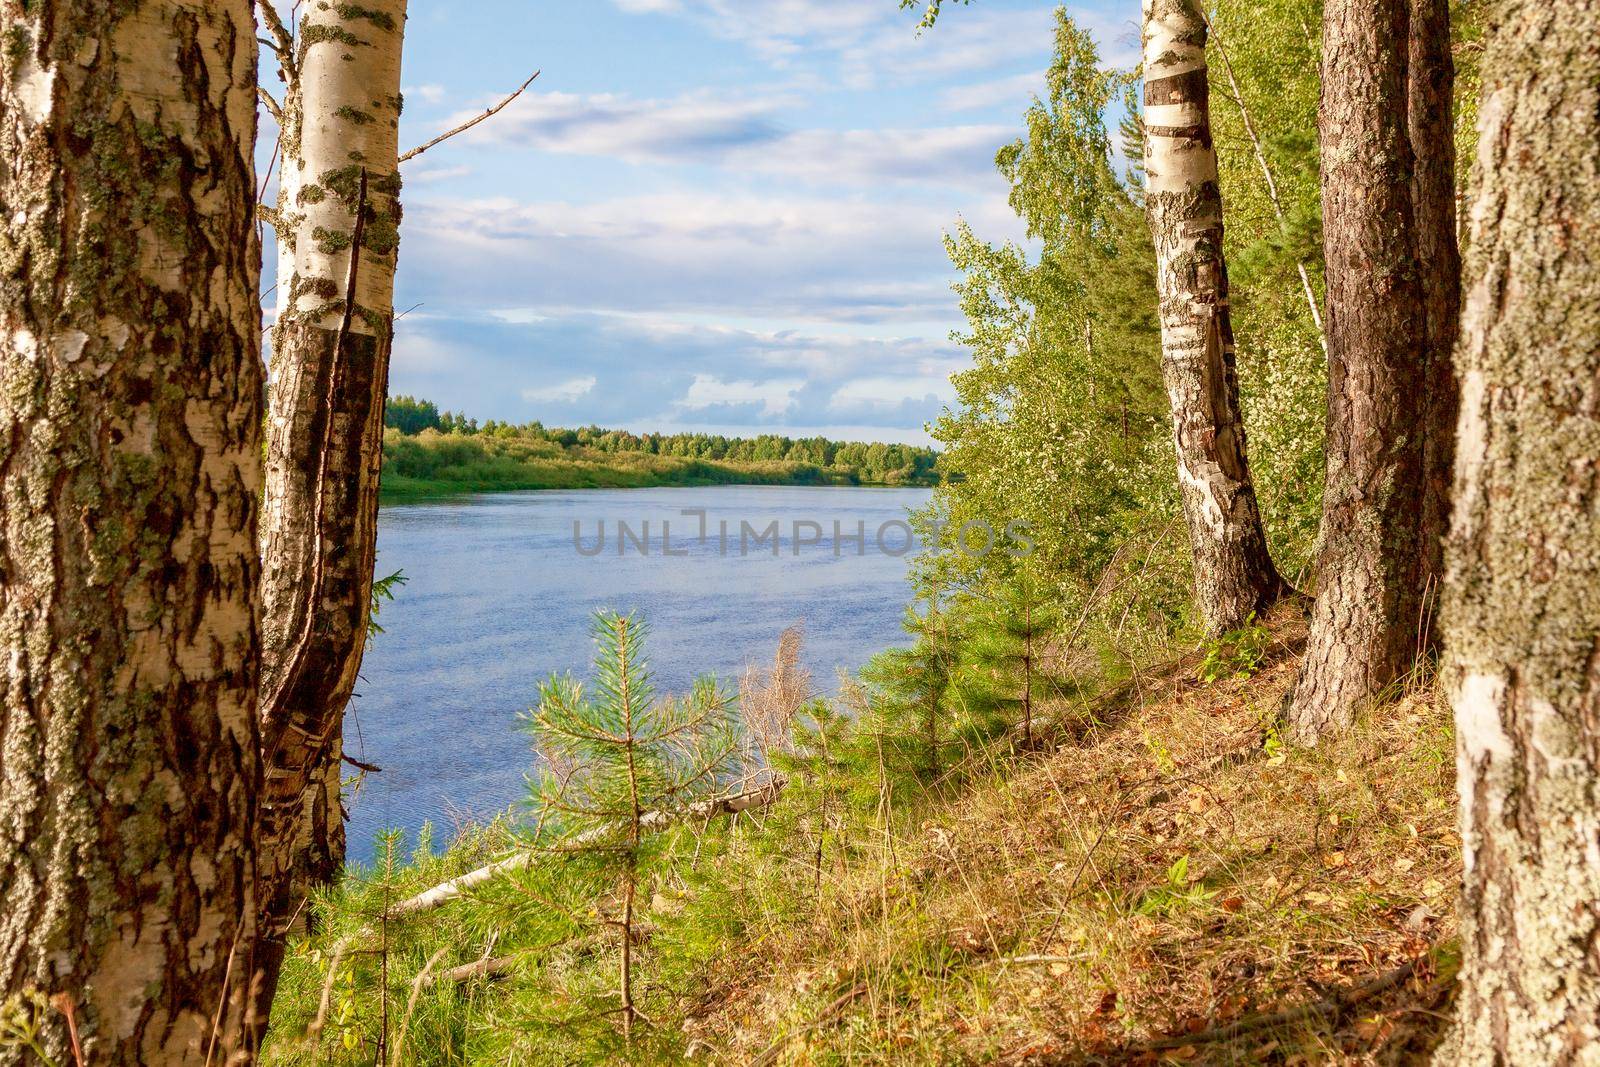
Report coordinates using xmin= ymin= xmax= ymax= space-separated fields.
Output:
xmin=938 ymin=71 xmax=1045 ymax=113
xmin=404 ymin=163 xmax=472 ymax=185
xmin=829 ymin=374 xmax=955 ymax=411
xmin=402 ymin=189 xmax=1023 ymax=325
xmin=403 ymin=83 xmax=448 ymax=105
xmin=522 ymin=376 xmax=598 ymax=403
xmin=448 ymin=89 xmax=785 ymax=165
xmin=680 ymin=374 xmax=806 ymax=416
xmin=611 ymin=0 xmax=681 ymax=11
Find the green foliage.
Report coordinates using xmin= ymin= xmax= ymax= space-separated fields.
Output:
xmin=520 ymin=612 xmax=738 ymax=1043
xmin=379 ymin=413 xmax=942 ymax=499
xmin=1136 ymin=853 xmax=1220 ymax=917
xmin=1197 ymin=612 xmax=1271 ymax=684
xmin=383 ymin=394 xmax=440 ymax=434
xmin=919 ymin=9 xmax=1185 ymax=660
xmin=366 ymin=569 xmax=406 ymax=636
xmin=958 ymin=571 xmax=1061 ymax=743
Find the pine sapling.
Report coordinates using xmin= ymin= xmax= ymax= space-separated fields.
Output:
xmin=965 ymin=571 xmax=1061 ymax=744
xmin=522 ymin=611 xmax=737 ymax=1041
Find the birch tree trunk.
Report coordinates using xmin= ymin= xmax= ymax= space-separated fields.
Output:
xmin=1409 ymin=0 xmax=1461 ymax=617
xmin=257 ymin=0 xmax=406 ymax=992
xmin=1141 ymin=0 xmax=1283 ymax=635
xmin=1284 ymin=0 xmax=1430 ymax=744
xmin=1441 ymin=2 xmax=1600 ymax=1060
xmin=0 ymin=4 xmax=263 ymax=1062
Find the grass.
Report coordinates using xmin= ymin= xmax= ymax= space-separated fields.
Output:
xmin=380 ymin=429 xmax=935 ymax=502
xmin=265 ymin=609 xmax=1461 ymax=1064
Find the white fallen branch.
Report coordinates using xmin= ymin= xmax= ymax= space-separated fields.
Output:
xmin=386 ymin=775 xmax=787 ymax=921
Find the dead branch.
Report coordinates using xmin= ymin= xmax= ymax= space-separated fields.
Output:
xmin=387 ymin=776 xmax=787 ymax=920
xmin=427 ymin=954 xmax=521 ymax=987
xmin=257 ymin=87 xmax=284 ymax=124
xmin=1200 ymin=9 xmax=1326 ymax=352
xmin=1098 ymin=951 xmax=1433 ymax=1059
xmin=257 ymin=1 xmax=297 ymax=79
xmin=399 ymin=71 xmax=540 ymax=164
xmin=390 ymin=946 xmax=449 ymax=1067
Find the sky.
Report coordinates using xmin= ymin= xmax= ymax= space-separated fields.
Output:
xmin=263 ymin=0 xmax=1141 ymax=445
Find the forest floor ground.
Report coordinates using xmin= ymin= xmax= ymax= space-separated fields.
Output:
xmin=268 ymin=608 xmax=1463 ymax=1064
xmin=690 ymin=610 xmax=1462 ymax=1064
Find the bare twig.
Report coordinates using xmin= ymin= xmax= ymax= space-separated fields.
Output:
xmin=257 ymin=87 xmax=284 ymax=124
xmin=1111 ymin=951 xmax=1433 ymax=1056
xmin=309 ymin=936 xmax=351 ymax=1040
xmin=749 ymin=985 xmax=868 ymax=1067
xmin=342 ymin=753 xmax=383 ymax=773
xmin=257 ymin=1 xmax=297 ymax=79
xmin=398 ymin=70 xmax=541 ymax=164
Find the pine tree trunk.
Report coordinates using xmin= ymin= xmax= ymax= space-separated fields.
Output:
xmin=258 ymin=0 xmax=406 ymax=989
xmin=1409 ymin=0 xmax=1461 ymax=620
xmin=1441 ymin=2 xmax=1600 ymax=1060
xmin=1284 ymin=0 xmax=1429 ymax=744
xmin=1141 ymin=0 xmax=1283 ymax=635
xmin=0 ymin=4 xmax=263 ymax=1062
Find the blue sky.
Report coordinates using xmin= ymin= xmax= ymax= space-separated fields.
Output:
xmin=265 ymin=0 xmax=1141 ymax=444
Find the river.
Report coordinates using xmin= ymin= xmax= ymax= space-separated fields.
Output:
xmin=345 ymin=484 xmax=932 ymax=861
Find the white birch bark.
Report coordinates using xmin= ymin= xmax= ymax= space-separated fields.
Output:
xmin=255 ymin=0 xmax=407 ymax=1011
xmin=1142 ymin=0 xmax=1282 ymax=634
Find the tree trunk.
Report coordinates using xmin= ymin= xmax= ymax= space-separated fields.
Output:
xmin=1409 ymin=0 xmax=1461 ymax=623
xmin=1284 ymin=0 xmax=1429 ymax=744
xmin=257 ymin=0 xmax=406 ymax=995
xmin=1141 ymin=0 xmax=1283 ymax=635
xmin=0 ymin=4 xmax=263 ymax=1063
xmin=1440 ymin=2 xmax=1600 ymax=1061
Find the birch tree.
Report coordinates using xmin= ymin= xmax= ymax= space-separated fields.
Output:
xmin=1283 ymin=0 xmax=1432 ymax=743
xmin=0 ymin=3 xmax=263 ymax=1062
xmin=1442 ymin=1 xmax=1600 ymax=1060
xmin=1142 ymin=0 xmax=1283 ymax=633
xmin=256 ymin=0 xmax=407 ymax=990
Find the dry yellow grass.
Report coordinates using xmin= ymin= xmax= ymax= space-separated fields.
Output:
xmin=689 ymin=611 xmax=1461 ymax=1064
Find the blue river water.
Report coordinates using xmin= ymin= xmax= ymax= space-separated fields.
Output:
xmin=344 ymin=484 xmax=931 ymax=861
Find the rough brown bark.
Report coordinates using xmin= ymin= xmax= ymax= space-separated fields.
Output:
xmin=0 ymin=3 xmax=263 ymax=1063
xmin=1440 ymin=1 xmax=1600 ymax=1061
xmin=256 ymin=0 xmax=406 ymax=1002
xmin=1141 ymin=0 xmax=1283 ymax=635
xmin=1409 ymin=0 xmax=1462 ymax=622
xmin=1284 ymin=0 xmax=1430 ymax=743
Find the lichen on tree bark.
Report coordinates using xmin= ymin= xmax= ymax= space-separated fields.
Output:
xmin=256 ymin=0 xmax=407 ymax=1005
xmin=0 ymin=3 xmax=263 ymax=1062
xmin=1284 ymin=0 xmax=1432 ymax=744
xmin=1441 ymin=1 xmax=1600 ymax=1060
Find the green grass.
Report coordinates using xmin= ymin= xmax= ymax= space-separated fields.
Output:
xmin=264 ymin=610 xmax=1460 ymax=1065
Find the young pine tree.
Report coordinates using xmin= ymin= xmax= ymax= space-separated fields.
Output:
xmin=964 ymin=573 xmax=1062 ymax=745
xmin=860 ymin=597 xmax=959 ymax=783
xmin=522 ymin=612 xmax=737 ymax=1041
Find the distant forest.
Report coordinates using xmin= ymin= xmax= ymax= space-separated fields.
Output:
xmin=381 ymin=395 xmax=944 ymax=497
